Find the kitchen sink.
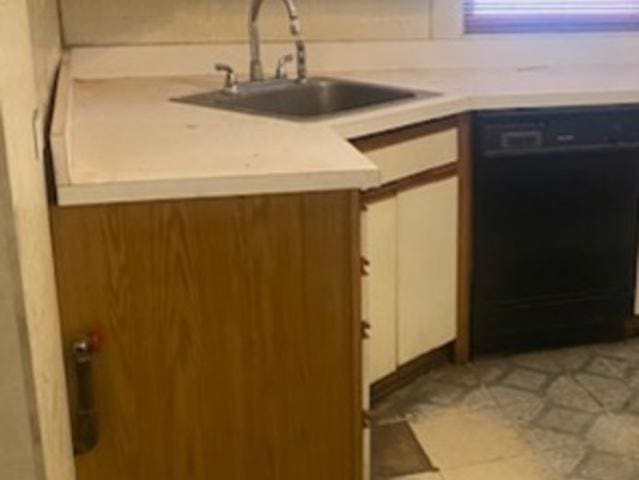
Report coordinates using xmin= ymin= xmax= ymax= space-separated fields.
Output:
xmin=173 ymin=77 xmax=440 ymax=120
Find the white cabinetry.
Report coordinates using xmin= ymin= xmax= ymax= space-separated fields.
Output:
xmin=363 ymin=197 xmax=398 ymax=381
xmin=397 ymin=178 xmax=458 ymax=364
xmin=356 ymin=119 xmax=460 ymax=383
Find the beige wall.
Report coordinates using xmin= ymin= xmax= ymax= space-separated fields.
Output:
xmin=0 ymin=0 xmax=74 ymax=479
xmin=58 ymin=0 xmax=432 ymax=45
xmin=27 ymin=0 xmax=63 ymax=103
xmin=0 ymin=113 xmax=39 ymax=480
xmin=56 ymin=0 xmax=639 ymax=68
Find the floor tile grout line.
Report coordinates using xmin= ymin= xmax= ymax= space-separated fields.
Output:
xmin=570 ymin=371 xmax=609 ymax=413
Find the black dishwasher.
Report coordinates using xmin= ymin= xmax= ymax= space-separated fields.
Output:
xmin=472 ymin=106 xmax=639 ymax=354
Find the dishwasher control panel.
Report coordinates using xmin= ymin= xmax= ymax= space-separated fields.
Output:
xmin=478 ymin=106 xmax=639 ymax=156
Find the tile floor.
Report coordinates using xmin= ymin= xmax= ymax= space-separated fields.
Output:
xmin=371 ymin=338 xmax=639 ymax=480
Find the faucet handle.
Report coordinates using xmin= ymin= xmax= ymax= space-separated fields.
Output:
xmin=275 ymin=54 xmax=295 ymax=80
xmin=215 ymin=63 xmax=239 ymax=94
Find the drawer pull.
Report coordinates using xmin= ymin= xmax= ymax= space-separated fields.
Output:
xmin=72 ymin=332 xmax=100 ymax=455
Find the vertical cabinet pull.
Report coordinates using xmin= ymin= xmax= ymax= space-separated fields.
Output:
xmin=72 ymin=332 xmax=100 ymax=455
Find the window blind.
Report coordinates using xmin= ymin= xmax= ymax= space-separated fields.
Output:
xmin=464 ymin=0 xmax=639 ymax=33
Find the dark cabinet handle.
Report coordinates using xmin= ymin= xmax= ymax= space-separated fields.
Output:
xmin=361 ymin=320 xmax=371 ymax=339
xmin=72 ymin=332 xmax=100 ymax=455
xmin=361 ymin=257 xmax=371 ymax=276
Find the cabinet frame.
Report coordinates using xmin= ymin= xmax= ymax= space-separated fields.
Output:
xmin=354 ymin=114 xmax=472 ymax=370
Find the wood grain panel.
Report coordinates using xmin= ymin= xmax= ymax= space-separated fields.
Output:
xmin=364 ymin=162 xmax=459 ymax=204
xmin=351 ymin=117 xmax=459 ymax=153
xmin=51 ymin=191 xmax=361 ymax=480
xmin=455 ymin=114 xmax=473 ymax=364
xmin=625 ymin=316 xmax=639 ymax=338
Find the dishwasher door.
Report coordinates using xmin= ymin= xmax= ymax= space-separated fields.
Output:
xmin=472 ymin=112 xmax=639 ymax=354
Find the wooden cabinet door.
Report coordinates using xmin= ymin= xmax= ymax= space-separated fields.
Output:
xmin=363 ymin=197 xmax=398 ymax=383
xmin=397 ymin=178 xmax=458 ymax=365
xmin=51 ymin=192 xmax=362 ymax=480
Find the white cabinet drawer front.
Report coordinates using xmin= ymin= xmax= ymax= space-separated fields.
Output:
xmin=397 ymin=177 xmax=459 ymax=365
xmin=365 ymin=128 xmax=459 ymax=184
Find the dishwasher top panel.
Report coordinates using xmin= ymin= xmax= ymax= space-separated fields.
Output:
xmin=476 ymin=105 xmax=639 ymax=156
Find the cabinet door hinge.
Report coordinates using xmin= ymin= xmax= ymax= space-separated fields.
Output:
xmin=361 ymin=320 xmax=371 ymax=339
xmin=361 ymin=257 xmax=370 ymax=276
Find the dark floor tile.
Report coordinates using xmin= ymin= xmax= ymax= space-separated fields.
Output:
xmin=624 ymin=394 xmax=639 ymax=415
xmin=425 ymin=364 xmax=480 ymax=388
xmin=532 ymin=404 xmax=597 ymax=436
xmin=511 ymin=350 xmax=564 ymax=374
xmin=594 ymin=342 xmax=639 ymax=365
xmin=501 ymin=367 xmax=552 ymax=393
xmin=550 ymin=345 xmax=594 ymax=372
xmin=545 ymin=376 xmax=602 ymax=413
xmin=574 ymin=373 xmax=633 ymax=412
xmin=586 ymin=414 xmax=639 ymax=458
xmin=370 ymin=382 xmax=424 ymax=424
xmin=414 ymin=378 xmax=466 ymax=406
xmin=523 ymin=426 xmax=587 ymax=453
xmin=576 ymin=451 xmax=639 ymax=480
xmin=626 ymin=369 xmax=639 ymax=390
xmin=500 ymin=399 xmax=545 ymax=425
xmin=538 ymin=442 xmax=587 ymax=477
xmin=469 ymin=358 xmax=511 ymax=384
xmin=488 ymin=384 xmax=544 ymax=409
xmin=371 ymin=421 xmax=436 ymax=479
xmin=585 ymin=356 xmax=633 ymax=381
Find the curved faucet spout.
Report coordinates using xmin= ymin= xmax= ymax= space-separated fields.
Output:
xmin=249 ymin=0 xmax=307 ymax=82
xmin=250 ymin=0 xmax=298 ymax=23
xmin=248 ymin=5 xmax=264 ymax=82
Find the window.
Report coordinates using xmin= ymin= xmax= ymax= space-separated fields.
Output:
xmin=464 ymin=0 xmax=639 ymax=34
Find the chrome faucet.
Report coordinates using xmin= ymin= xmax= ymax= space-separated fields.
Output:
xmin=249 ymin=0 xmax=307 ymax=82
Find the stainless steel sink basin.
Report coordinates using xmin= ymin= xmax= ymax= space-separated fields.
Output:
xmin=174 ymin=77 xmax=440 ymax=120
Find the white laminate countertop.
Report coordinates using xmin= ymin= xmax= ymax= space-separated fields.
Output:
xmin=51 ymin=50 xmax=639 ymax=206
